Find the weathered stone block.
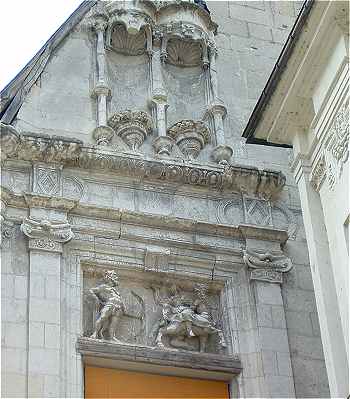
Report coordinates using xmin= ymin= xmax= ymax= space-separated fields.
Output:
xmin=248 ymin=22 xmax=272 ymax=42
xmin=259 ymin=327 xmax=289 ymax=352
xmin=4 ymin=322 xmax=27 ymax=349
xmin=276 ymin=351 xmax=293 ymax=377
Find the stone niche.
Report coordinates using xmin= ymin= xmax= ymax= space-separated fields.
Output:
xmin=82 ymin=266 xmax=228 ymax=355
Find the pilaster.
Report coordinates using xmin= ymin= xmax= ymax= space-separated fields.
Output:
xmin=240 ymin=225 xmax=295 ymax=398
xmin=20 ymin=194 xmax=76 ymax=397
xmin=291 ymin=153 xmax=349 ymax=397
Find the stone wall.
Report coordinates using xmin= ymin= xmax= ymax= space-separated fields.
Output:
xmin=1 ymin=1 xmax=330 ymax=398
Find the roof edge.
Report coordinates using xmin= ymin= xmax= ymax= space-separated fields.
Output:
xmin=0 ymin=0 xmax=96 ymax=123
xmin=242 ymin=0 xmax=315 ymax=146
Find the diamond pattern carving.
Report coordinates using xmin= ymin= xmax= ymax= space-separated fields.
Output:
xmin=243 ymin=197 xmax=272 ymax=226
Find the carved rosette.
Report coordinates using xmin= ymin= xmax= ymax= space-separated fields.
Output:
xmin=167 ymin=120 xmax=210 ymax=160
xmin=21 ymin=217 xmax=74 ymax=253
xmin=243 ymin=248 xmax=292 ymax=284
xmin=108 ymin=110 xmax=153 ymax=152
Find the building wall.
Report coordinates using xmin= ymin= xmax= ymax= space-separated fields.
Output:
xmin=1 ymin=1 xmax=330 ymax=398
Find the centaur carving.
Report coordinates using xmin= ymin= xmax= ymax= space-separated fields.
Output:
xmin=152 ymin=283 xmax=226 ymax=353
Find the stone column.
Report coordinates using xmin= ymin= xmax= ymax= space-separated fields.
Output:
xmin=150 ymin=32 xmax=173 ymax=157
xmin=207 ymin=46 xmax=233 ymax=164
xmin=21 ymin=194 xmax=76 ymax=397
xmin=240 ymin=225 xmax=296 ymax=398
xmin=293 ymin=155 xmax=348 ymax=397
xmin=90 ymin=13 xmax=114 ymax=146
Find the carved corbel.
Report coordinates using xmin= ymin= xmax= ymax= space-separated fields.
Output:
xmin=243 ymin=248 xmax=292 ymax=284
xmin=21 ymin=217 xmax=74 ymax=253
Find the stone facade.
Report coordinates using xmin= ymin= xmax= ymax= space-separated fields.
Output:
xmin=1 ymin=1 xmax=329 ymax=398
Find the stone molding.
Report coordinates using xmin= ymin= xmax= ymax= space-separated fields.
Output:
xmin=76 ymin=337 xmax=241 ymax=380
xmin=2 ymin=187 xmax=292 ymax=249
xmin=1 ymin=127 xmax=286 ymax=199
xmin=238 ymin=224 xmax=288 ymax=244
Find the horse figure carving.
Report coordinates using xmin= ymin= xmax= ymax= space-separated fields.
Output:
xmin=154 ymin=284 xmax=226 ymax=353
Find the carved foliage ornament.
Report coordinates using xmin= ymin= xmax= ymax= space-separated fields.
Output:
xmin=108 ymin=110 xmax=153 ymax=152
xmin=311 ymin=102 xmax=349 ymax=192
xmin=167 ymin=120 xmax=210 ymax=160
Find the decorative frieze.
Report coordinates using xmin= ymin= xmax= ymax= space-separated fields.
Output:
xmin=243 ymin=196 xmax=272 ymax=227
xmin=83 ymin=268 xmax=225 ymax=354
xmin=1 ymin=127 xmax=286 ymax=198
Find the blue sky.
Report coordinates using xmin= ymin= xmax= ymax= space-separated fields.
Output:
xmin=0 ymin=0 xmax=83 ymax=90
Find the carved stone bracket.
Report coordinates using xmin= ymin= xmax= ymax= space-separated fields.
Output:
xmin=21 ymin=217 xmax=74 ymax=242
xmin=240 ymin=224 xmax=292 ymax=284
xmin=108 ymin=110 xmax=153 ymax=152
xmin=167 ymin=120 xmax=210 ymax=160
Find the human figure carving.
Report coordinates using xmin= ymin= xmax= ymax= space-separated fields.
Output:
xmin=90 ymin=270 xmax=126 ymax=342
xmin=153 ymin=284 xmax=226 ymax=353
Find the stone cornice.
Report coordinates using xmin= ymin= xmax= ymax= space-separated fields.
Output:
xmin=1 ymin=128 xmax=286 ymax=200
xmin=23 ymin=193 xmax=78 ymax=211
xmin=238 ymin=224 xmax=288 ymax=245
xmin=77 ymin=337 xmax=241 ymax=380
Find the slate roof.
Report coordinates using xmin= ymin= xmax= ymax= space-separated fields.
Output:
xmin=0 ymin=0 xmax=96 ymax=124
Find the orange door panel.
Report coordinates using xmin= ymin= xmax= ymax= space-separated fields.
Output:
xmin=85 ymin=366 xmax=230 ymax=399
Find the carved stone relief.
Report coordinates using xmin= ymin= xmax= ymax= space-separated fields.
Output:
xmin=109 ymin=24 xmax=147 ymax=56
xmin=243 ymin=196 xmax=272 ymax=227
xmin=62 ymin=176 xmax=85 ymax=201
xmin=1 ymin=126 xmax=286 ymax=199
xmin=83 ymin=268 xmax=227 ymax=354
xmin=21 ymin=217 xmax=74 ymax=252
xmin=167 ymin=120 xmax=210 ymax=160
xmin=33 ymin=164 xmax=62 ymax=196
xmin=311 ymin=102 xmax=349 ymax=192
xmin=108 ymin=110 xmax=153 ymax=152
xmin=243 ymin=248 xmax=293 ymax=284
xmin=216 ymin=197 xmax=244 ymax=226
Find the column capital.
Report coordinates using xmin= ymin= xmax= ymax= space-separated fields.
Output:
xmin=243 ymin=248 xmax=292 ymax=284
xmin=21 ymin=217 xmax=74 ymax=253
